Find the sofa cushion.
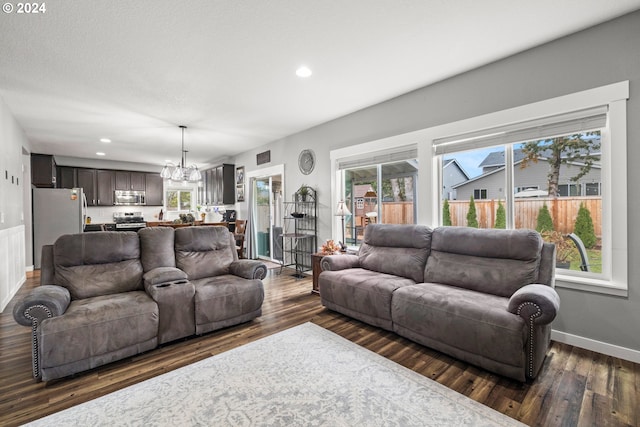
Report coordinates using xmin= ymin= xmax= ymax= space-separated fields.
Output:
xmin=191 ymin=275 xmax=264 ymax=326
xmin=319 ymin=267 xmax=416 ymax=327
xmin=138 ymin=227 xmax=176 ymax=271
xmin=424 ymin=227 xmax=542 ymax=297
xmin=391 ymin=283 xmax=527 ymax=369
xmin=54 ymin=231 xmax=140 ymax=266
xmin=39 ymin=291 xmax=158 ymax=369
xmin=174 ymin=226 xmax=235 ymax=280
xmin=53 ymin=232 xmax=143 ymax=299
xmin=359 ymin=224 xmax=432 ymax=283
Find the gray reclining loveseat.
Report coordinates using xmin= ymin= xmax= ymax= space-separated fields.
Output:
xmin=319 ymin=224 xmax=560 ymax=381
xmin=13 ymin=226 xmax=266 ymax=382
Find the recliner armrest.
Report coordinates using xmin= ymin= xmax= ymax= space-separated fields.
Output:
xmin=507 ymin=284 xmax=560 ymax=325
xmin=12 ymin=285 xmax=71 ymax=327
xmin=320 ymin=254 xmax=360 ymax=272
xmin=143 ymin=267 xmax=188 ymax=286
xmin=229 ymin=260 xmax=267 ymax=280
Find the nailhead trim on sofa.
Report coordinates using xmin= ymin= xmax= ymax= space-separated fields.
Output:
xmin=23 ymin=304 xmax=53 ymax=379
xmin=516 ymin=301 xmax=542 ymax=378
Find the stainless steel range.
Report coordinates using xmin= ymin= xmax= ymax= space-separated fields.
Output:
xmin=113 ymin=212 xmax=146 ymax=231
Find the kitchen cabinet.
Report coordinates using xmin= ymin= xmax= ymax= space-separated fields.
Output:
xmin=77 ymin=169 xmax=96 ymax=205
xmin=204 ymin=164 xmax=234 ymax=205
xmin=31 ymin=154 xmax=57 ymax=188
xmin=96 ymin=170 xmax=115 ymax=206
xmin=115 ymin=171 xmax=146 ymax=191
xmin=145 ymin=173 xmax=164 ymax=205
xmin=77 ymin=168 xmax=115 ymax=206
xmin=56 ymin=166 xmax=76 ymax=189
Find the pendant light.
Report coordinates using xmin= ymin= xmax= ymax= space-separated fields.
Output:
xmin=160 ymin=125 xmax=202 ymax=182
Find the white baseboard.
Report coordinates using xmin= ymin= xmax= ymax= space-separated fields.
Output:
xmin=551 ymin=330 xmax=640 ymax=364
xmin=26 ymin=265 xmax=34 ymax=272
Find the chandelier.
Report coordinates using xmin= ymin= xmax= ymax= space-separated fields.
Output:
xmin=160 ymin=125 xmax=202 ymax=182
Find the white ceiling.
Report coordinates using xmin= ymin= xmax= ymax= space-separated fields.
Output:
xmin=1 ymin=0 xmax=639 ymax=170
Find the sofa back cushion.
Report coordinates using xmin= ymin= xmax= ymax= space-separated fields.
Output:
xmin=174 ymin=226 xmax=235 ymax=280
xmin=53 ymin=232 xmax=143 ymax=300
xmin=359 ymin=224 xmax=432 ymax=283
xmin=424 ymin=227 xmax=542 ymax=297
xmin=138 ymin=227 xmax=176 ymax=271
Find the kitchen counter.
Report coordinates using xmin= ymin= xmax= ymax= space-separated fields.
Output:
xmin=84 ymin=223 xmax=116 ymax=232
xmin=146 ymin=221 xmax=232 ymax=229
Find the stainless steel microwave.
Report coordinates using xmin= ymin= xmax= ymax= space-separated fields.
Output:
xmin=114 ymin=190 xmax=146 ymax=205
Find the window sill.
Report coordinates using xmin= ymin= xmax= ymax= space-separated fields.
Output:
xmin=555 ymin=273 xmax=628 ymax=297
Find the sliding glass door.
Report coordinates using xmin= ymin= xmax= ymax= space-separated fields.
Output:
xmin=253 ymin=174 xmax=283 ymax=261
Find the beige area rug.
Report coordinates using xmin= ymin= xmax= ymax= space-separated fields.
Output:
xmin=26 ymin=323 xmax=525 ymax=426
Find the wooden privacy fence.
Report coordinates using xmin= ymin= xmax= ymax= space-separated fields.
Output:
xmin=447 ymin=197 xmax=601 ymax=236
xmin=381 ymin=202 xmax=414 ymax=224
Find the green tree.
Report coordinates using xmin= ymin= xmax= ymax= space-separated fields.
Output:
xmin=574 ymin=203 xmax=597 ymax=248
xmin=536 ymin=203 xmax=554 ymax=233
xmin=494 ymin=201 xmax=506 ymax=229
xmin=466 ymin=196 xmax=478 ymax=228
xmin=442 ymin=199 xmax=452 ymax=226
xmin=519 ymin=132 xmax=600 ymax=197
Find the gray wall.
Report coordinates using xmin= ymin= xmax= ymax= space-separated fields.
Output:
xmin=0 ymin=96 xmax=30 ymax=231
xmin=235 ymin=10 xmax=640 ymax=352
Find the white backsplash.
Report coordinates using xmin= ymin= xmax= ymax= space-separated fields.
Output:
xmin=86 ymin=206 xmax=165 ymax=224
xmin=86 ymin=206 xmax=229 ymax=224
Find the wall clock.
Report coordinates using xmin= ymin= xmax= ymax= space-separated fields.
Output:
xmin=298 ymin=149 xmax=316 ymax=175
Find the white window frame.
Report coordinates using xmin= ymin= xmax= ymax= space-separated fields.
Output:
xmin=425 ymin=81 xmax=628 ymax=296
xmin=165 ymin=183 xmax=198 ymax=213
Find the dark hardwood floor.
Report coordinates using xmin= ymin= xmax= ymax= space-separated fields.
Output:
xmin=1 ymin=269 xmax=638 ymax=426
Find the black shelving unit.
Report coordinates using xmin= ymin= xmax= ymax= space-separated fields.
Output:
xmin=282 ymin=187 xmax=317 ymax=278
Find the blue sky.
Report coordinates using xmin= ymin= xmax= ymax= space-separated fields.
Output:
xmin=445 ymin=147 xmax=496 ymax=179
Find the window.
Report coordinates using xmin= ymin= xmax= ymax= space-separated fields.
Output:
xmin=336 ymin=146 xmax=418 ymax=245
xmin=165 ymin=187 xmax=195 ymax=212
xmin=585 ymin=182 xmax=600 ymax=196
xmin=473 ymin=189 xmax=488 ymax=199
xmin=433 ymin=81 xmax=629 ymax=295
xmin=558 ymin=184 xmax=581 ymax=197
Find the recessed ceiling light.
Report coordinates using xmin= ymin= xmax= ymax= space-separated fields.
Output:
xmin=100 ymin=138 xmax=111 ymax=143
xmin=96 ymin=152 xmax=106 ymax=156
xmin=296 ymin=66 xmax=312 ymax=78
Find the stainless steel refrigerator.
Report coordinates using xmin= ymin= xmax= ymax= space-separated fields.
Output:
xmin=33 ymin=188 xmax=87 ymax=268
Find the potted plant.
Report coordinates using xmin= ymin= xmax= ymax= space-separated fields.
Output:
xmin=298 ymin=185 xmax=311 ymax=202
xmin=541 ymin=230 xmax=577 ymax=269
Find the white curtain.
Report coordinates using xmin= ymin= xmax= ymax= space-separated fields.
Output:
xmin=245 ymin=177 xmax=257 ymax=259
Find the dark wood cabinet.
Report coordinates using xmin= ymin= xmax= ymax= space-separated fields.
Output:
xmin=31 ymin=154 xmax=57 ymax=188
xmin=34 ymin=158 xmax=158 ymax=207
xmin=115 ymin=171 xmax=146 ymax=191
xmin=96 ymin=170 xmax=115 ymax=206
xmin=145 ymin=173 xmax=163 ymax=205
xmin=115 ymin=171 xmax=129 ymax=191
xmin=130 ymin=172 xmax=145 ymax=191
xmin=56 ymin=166 xmax=76 ymax=189
xmin=77 ymin=169 xmax=96 ymax=205
xmin=204 ymin=164 xmax=235 ymax=205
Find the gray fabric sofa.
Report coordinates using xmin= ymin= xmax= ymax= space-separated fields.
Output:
xmin=13 ymin=226 xmax=266 ymax=382
xmin=319 ymin=224 xmax=560 ymax=382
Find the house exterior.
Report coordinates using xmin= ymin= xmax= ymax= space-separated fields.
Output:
xmin=442 ymin=159 xmax=470 ymax=200
xmin=452 ymin=148 xmax=601 ymax=200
